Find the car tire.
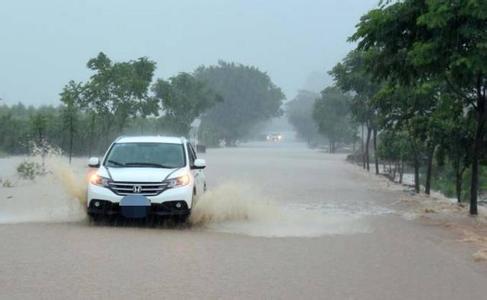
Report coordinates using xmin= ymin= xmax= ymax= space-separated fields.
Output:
xmin=88 ymin=214 xmax=102 ymax=225
xmin=177 ymin=212 xmax=191 ymax=223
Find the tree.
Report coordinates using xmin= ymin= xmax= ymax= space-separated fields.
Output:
xmin=374 ymin=81 xmax=441 ymax=193
xmin=80 ymin=52 xmax=157 ymax=149
xmin=30 ymin=112 xmax=48 ymax=144
xmin=377 ymin=129 xmax=412 ymax=183
xmin=435 ymin=94 xmax=474 ymax=202
xmin=352 ymin=0 xmax=486 ymax=214
xmin=287 ymin=90 xmax=320 ymax=146
xmin=110 ymin=56 xmax=158 ymax=132
xmin=0 ymin=102 xmax=164 ymax=157
xmin=313 ymin=87 xmax=356 ymax=153
xmin=330 ymin=49 xmax=381 ymax=172
xmin=152 ymin=72 xmax=221 ymax=136
xmin=60 ymin=81 xmax=83 ymax=163
xmin=194 ymin=61 xmax=285 ymax=146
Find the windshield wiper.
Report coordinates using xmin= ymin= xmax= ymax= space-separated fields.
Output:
xmin=125 ymin=162 xmax=174 ymax=168
xmin=107 ymin=160 xmax=125 ymax=167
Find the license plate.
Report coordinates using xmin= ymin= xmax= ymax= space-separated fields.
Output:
xmin=120 ymin=195 xmax=150 ymax=218
xmin=120 ymin=195 xmax=150 ymax=206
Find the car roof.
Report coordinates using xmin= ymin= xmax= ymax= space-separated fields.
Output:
xmin=115 ymin=136 xmax=185 ymax=144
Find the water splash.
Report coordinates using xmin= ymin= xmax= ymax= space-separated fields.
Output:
xmin=0 ymin=156 xmax=86 ymax=224
xmin=190 ymin=182 xmax=371 ymax=237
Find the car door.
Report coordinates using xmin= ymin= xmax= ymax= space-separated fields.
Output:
xmin=187 ymin=143 xmax=205 ymax=196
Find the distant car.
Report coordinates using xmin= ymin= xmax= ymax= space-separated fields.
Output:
xmin=266 ymin=133 xmax=283 ymax=142
xmin=86 ymin=136 xmax=206 ymax=222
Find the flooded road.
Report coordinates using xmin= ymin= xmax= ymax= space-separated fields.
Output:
xmin=1 ymin=144 xmax=487 ymax=299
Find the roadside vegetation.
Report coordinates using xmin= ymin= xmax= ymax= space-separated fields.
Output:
xmin=286 ymin=0 xmax=486 ymax=215
xmin=0 ymin=55 xmax=284 ymax=157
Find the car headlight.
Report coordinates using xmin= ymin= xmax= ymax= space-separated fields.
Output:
xmin=165 ymin=174 xmax=191 ymax=188
xmin=89 ymin=174 xmax=111 ymax=187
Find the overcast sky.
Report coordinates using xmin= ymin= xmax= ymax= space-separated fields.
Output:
xmin=0 ymin=0 xmax=378 ymax=106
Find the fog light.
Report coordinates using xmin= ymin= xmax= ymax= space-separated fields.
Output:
xmin=94 ymin=201 xmax=100 ymax=207
xmin=175 ymin=202 xmax=182 ymax=209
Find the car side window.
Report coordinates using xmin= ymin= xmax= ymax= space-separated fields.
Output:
xmin=189 ymin=143 xmax=197 ymax=159
xmin=187 ymin=143 xmax=196 ymax=166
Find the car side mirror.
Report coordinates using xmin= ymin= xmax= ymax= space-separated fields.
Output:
xmin=88 ymin=157 xmax=100 ymax=168
xmin=192 ymin=158 xmax=206 ymax=169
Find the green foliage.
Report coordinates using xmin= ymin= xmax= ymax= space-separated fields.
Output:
xmin=430 ymin=164 xmax=472 ymax=202
xmin=55 ymin=52 xmax=158 ymax=153
xmin=0 ymin=103 xmax=163 ymax=157
xmin=286 ymin=90 xmax=321 ymax=146
xmin=16 ymin=161 xmax=42 ymax=180
xmin=329 ymin=49 xmax=383 ymax=170
xmin=352 ymin=0 xmax=487 ymax=213
xmin=152 ymin=73 xmax=221 ymax=136
xmin=312 ymin=87 xmax=357 ymax=152
xmin=0 ymin=104 xmax=50 ymax=154
xmin=60 ymin=81 xmax=82 ymax=162
xmin=1 ymin=178 xmax=14 ymax=188
xmin=329 ymin=49 xmax=380 ymax=125
xmin=198 ymin=119 xmax=222 ymax=147
xmin=82 ymin=52 xmax=157 ymax=132
xmin=194 ymin=61 xmax=285 ymax=145
xmin=377 ymin=130 xmax=412 ymax=163
xmin=30 ymin=111 xmax=48 ymax=142
xmin=0 ymin=56 xmax=285 ymax=154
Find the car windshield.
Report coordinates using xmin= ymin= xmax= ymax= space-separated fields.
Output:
xmin=104 ymin=143 xmax=185 ymax=168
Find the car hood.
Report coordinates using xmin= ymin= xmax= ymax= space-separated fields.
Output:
xmin=102 ymin=166 xmax=179 ymax=182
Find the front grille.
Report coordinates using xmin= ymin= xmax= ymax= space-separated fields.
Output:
xmin=108 ymin=181 xmax=168 ymax=196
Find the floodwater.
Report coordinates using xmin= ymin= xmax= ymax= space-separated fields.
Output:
xmin=1 ymin=142 xmax=486 ymax=299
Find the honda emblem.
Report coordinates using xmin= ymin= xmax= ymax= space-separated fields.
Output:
xmin=133 ymin=185 xmax=142 ymax=193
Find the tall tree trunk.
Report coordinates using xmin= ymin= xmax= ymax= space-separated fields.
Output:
xmin=425 ymin=146 xmax=435 ymax=195
xmin=69 ymin=116 xmax=73 ymax=164
xmin=365 ymin=126 xmax=371 ymax=171
xmin=456 ymin=176 xmax=462 ymax=203
xmin=88 ymin=113 xmax=95 ymax=157
xmin=470 ymin=77 xmax=485 ymax=215
xmin=399 ymin=160 xmax=404 ymax=184
xmin=361 ymin=124 xmax=366 ymax=169
xmin=413 ymin=153 xmax=420 ymax=193
xmin=455 ymin=161 xmax=465 ymax=203
xmin=373 ymin=127 xmax=379 ymax=174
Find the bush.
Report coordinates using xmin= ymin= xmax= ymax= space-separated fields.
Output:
xmin=16 ymin=161 xmax=43 ymax=180
xmin=1 ymin=178 xmax=13 ymax=187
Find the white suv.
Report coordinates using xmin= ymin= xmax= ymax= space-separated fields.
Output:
xmin=86 ymin=136 xmax=206 ymax=221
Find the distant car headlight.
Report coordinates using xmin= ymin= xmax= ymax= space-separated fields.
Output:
xmin=90 ymin=174 xmax=111 ymax=187
xmin=165 ymin=174 xmax=191 ymax=188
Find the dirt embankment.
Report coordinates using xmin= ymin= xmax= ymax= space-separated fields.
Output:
xmin=351 ymin=163 xmax=487 ymax=262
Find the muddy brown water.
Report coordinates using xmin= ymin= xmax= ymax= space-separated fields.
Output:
xmin=1 ymin=143 xmax=486 ymax=299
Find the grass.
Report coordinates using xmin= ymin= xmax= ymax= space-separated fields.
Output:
xmin=427 ymin=165 xmax=487 ymax=202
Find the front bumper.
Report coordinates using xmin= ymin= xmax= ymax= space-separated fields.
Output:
xmin=87 ymin=199 xmax=190 ymax=217
xmin=87 ymin=183 xmax=193 ymax=217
